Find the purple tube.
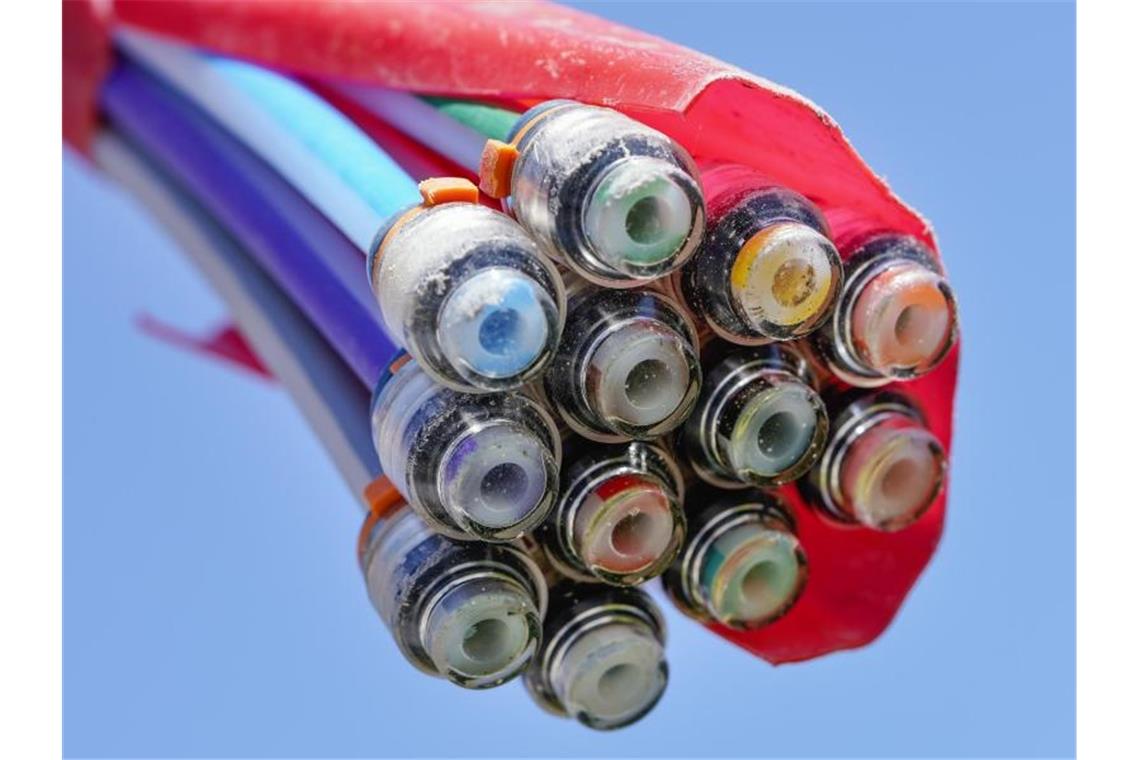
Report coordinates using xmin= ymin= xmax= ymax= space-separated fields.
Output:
xmin=100 ymin=62 xmax=397 ymax=388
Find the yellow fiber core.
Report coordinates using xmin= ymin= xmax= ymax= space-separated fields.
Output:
xmin=730 ymin=224 xmax=833 ymax=327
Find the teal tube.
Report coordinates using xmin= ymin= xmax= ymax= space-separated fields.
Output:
xmin=422 ymin=96 xmax=520 ymax=142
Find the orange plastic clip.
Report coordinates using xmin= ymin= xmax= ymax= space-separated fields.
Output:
xmin=478 ymin=140 xmax=519 ymax=199
xmin=372 ymin=178 xmax=479 ymax=271
xmin=387 ymin=353 xmax=413 ymax=376
xmin=478 ymin=101 xmax=578 ymax=198
xmin=357 ymin=474 xmax=405 ymax=567
xmin=418 ymin=177 xmax=479 ymax=206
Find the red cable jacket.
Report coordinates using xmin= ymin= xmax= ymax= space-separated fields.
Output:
xmin=67 ymin=0 xmax=960 ymax=665
xmin=62 ymin=0 xmax=112 ymax=155
xmin=697 ymin=163 xmax=957 ymax=663
xmin=107 ymin=0 xmax=936 ymax=249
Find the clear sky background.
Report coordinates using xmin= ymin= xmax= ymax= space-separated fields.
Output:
xmin=64 ymin=2 xmax=1075 ymax=757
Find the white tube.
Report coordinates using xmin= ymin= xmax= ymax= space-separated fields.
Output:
xmin=332 ymin=83 xmax=488 ymax=172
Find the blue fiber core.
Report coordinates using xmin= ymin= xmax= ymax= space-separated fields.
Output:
xmin=478 ymin=308 xmax=522 ymax=356
xmin=463 ymin=280 xmax=546 ymax=376
xmin=439 ymin=269 xmax=553 ymax=382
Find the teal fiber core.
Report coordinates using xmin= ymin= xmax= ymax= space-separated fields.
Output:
xmin=586 ymin=167 xmax=690 ymax=268
xmin=699 ymin=525 xmax=800 ymax=624
xmin=625 ymin=196 xmax=667 ymax=247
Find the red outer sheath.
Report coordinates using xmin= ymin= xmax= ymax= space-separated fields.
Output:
xmin=109 ymin=0 xmax=934 ymax=248
xmin=719 ymin=355 xmax=958 ymax=663
xmin=68 ymin=0 xmax=960 ymax=665
xmin=63 ymin=0 xmax=112 ymax=155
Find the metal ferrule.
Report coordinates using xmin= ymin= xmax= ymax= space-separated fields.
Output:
xmin=801 ymin=390 xmax=946 ymax=531
xmin=368 ymin=202 xmax=566 ymax=392
xmin=505 ymin=101 xmax=706 ymax=287
xmin=538 ymin=439 xmax=687 ymax=586
xmin=524 ymin=582 xmax=667 ymax=730
xmin=680 ymin=185 xmax=841 ymax=344
xmin=682 ymin=343 xmax=828 ymax=488
xmin=813 ymin=234 xmax=958 ymax=387
xmin=662 ymin=488 xmax=806 ymax=630
xmin=361 ymin=507 xmax=548 ymax=689
xmin=371 ymin=359 xmax=562 ymax=542
xmin=543 ymin=286 xmax=702 ymax=442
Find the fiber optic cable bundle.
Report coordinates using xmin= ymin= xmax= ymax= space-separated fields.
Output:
xmin=64 ymin=0 xmax=960 ymax=731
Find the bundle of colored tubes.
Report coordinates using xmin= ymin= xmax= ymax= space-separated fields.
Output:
xmin=82 ymin=22 xmax=958 ymax=732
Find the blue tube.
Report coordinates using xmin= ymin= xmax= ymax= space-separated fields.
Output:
xmin=101 ymin=62 xmax=398 ymax=388
xmin=93 ymin=130 xmax=382 ymax=501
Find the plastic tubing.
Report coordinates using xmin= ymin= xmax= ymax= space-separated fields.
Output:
xmin=420 ymin=96 xmax=519 ymax=142
xmin=333 ymin=83 xmax=489 ymax=174
xmin=676 ymin=164 xmax=843 ymax=344
xmin=115 ymin=35 xmax=566 ymax=393
xmin=663 ymin=487 xmax=807 ymax=630
xmin=95 ymin=128 xmax=548 ymax=691
xmin=100 ymin=61 xmax=567 ymax=539
xmin=117 ymin=30 xmax=420 ymax=252
xmin=544 ymin=276 xmax=701 ymax=442
xmin=337 ymin=83 xmax=707 ymax=289
xmin=682 ymin=344 xmax=828 ymax=488
xmin=524 ymin=582 xmax=668 ymax=730
xmin=101 ymin=62 xmax=564 ymax=540
xmin=92 ymin=129 xmax=379 ymax=500
xmin=100 ymin=61 xmax=397 ymax=387
xmin=311 ymin=84 xmax=472 ymax=181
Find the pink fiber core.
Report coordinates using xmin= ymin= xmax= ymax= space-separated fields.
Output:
xmin=576 ymin=477 xmax=675 ymax=574
xmin=839 ymin=421 xmax=943 ymax=530
xmin=851 ymin=264 xmax=952 ymax=375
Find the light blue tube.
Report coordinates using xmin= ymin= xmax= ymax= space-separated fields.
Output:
xmin=210 ymin=57 xmax=420 ymax=224
xmin=117 ymin=30 xmax=420 ymax=252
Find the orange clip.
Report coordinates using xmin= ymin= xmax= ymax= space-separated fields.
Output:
xmin=418 ymin=177 xmax=480 ymax=206
xmin=478 ymin=140 xmax=519 ymax=199
xmin=364 ymin=475 xmax=404 ymax=519
xmin=371 ymin=178 xmax=477 ymax=271
xmin=357 ymin=474 xmax=405 ymax=567
xmin=477 ymin=101 xmax=578 ymax=199
xmin=387 ymin=353 xmax=413 ymax=376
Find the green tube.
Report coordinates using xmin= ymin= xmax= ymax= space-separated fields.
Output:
xmin=422 ymin=96 xmax=520 ymax=142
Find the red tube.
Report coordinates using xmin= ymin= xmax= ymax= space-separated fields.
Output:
xmin=107 ymin=0 xmax=935 ymax=248
xmin=63 ymin=0 xmax=112 ymax=155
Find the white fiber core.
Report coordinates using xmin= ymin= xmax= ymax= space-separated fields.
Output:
xmin=851 ymin=263 xmax=952 ymax=375
xmin=728 ymin=384 xmax=820 ymax=479
xmin=437 ymin=268 xmax=554 ymax=381
xmin=840 ymin=422 xmax=944 ymax=529
xmin=589 ymin=321 xmax=691 ymax=429
xmin=425 ymin=579 xmax=535 ymax=683
xmin=556 ymin=622 xmax=665 ymax=727
xmin=442 ymin=424 xmax=549 ymax=530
